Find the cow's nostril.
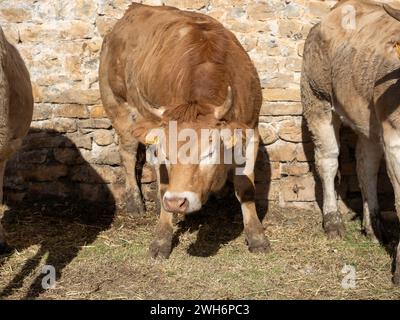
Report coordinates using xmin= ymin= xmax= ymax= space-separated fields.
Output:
xmin=178 ymin=198 xmax=187 ymax=208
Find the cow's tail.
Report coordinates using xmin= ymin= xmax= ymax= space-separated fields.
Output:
xmin=0 ymin=27 xmax=10 ymax=149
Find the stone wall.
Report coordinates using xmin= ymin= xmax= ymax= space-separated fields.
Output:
xmin=0 ymin=0 xmax=393 ymax=211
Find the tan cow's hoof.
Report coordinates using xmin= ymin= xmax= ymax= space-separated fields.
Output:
xmin=364 ymin=229 xmax=380 ymax=244
xmin=149 ymin=239 xmax=172 ymax=259
xmin=324 ymin=212 xmax=346 ymax=240
xmin=247 ymin=237 xmax=272 ymax=254
xmin=363 ymin=217 xmax=384 ymax=244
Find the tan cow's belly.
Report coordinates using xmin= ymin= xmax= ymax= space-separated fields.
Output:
xmin=333 ymin=89 xmax=380 ymax=140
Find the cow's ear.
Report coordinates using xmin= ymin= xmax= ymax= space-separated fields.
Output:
xmin=132 ymin=120 xmax=161 ymax=145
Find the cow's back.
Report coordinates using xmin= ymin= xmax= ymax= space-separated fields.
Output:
xmin=0 ymin=27 xmax=33 ymax=159
xmin=101 ymin=3 xmax=262 ymax=127
xmin=320 ymin=1 xmax=400 ymax=98
xmin=303 ymin=0 xmax=400 ymax=136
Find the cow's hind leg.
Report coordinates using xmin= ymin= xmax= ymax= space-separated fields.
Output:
xmin=381 ymin=124 xmax=400 ymax=285
xmin=315 ymin=118 xmax=344 ymax=238
xmin=356 ymin=136 xmax=383 ymax=242
xmin=304 ymin=96 xmax=344 ymax=238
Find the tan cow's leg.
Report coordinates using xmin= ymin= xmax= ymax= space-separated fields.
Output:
xmin=102 ymin=101 xmax=145 ymax=214
xmin=381 ymin=124 xmax=400 ymax=285
xmin=113 ymin=106 xmax=145 ymax=215
xmin=99 ymin=59 xmax=145 ymax=215
xmin=234 ymin=173 xmax=271 ymax=253
xmin=356 ymin=136 xmax=383 ymax=242
xmin=0 ymin=160 xmax=8 ymax=253
xmin=234 ymin=129 xmax=271 ymax=253
xmin=309 ymin=115 xmax=345 ymax=239
xmin=118 ymin=139 xmax=145 ymax=215
xmin=302 ymin=74 xmax=344 ymax=239
xmin=149 ymin=164 xmax=174 ymax=259
xmin=149 ymin=208 xmax=174 ymax=259
xmin=234 ymin=175 xmax=271 ymax=252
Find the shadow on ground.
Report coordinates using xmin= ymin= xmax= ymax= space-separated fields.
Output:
xmin=0 ymin=129 xmax=273 ymax=297
xmin=0 ymin=129 xmax=116 ymax=299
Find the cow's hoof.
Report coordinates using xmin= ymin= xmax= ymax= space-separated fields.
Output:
xmin=324 ymin=212 xmax=346 ymax=240
xmin=125 ymin=192 xmax=146 ymax=215
xmin=364 ymin=217 xmax=384 ymax=244
xmin=247 ymin=237 xmax=272 ymax=254
xmin=149 ymin=239 xmax=172 ymax=259
xmin=0 ymin=242 xmax=12 ymax=255
xmin=364 ymin=228 xmax=380 ymax=244
xmin=325 ymin=225 xmax=346 ymax=239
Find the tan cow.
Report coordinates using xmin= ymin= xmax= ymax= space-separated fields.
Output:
xmin=302 ymin=0 xmax=400 ymax=284
xmin=0 ymin=26 xmax=33 ymax=253
xmin=99 ymin=3 xmax=270 ymax=258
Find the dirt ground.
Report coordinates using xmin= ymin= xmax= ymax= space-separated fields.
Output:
xmin=0 ymin=194 xmax=400 ymax=300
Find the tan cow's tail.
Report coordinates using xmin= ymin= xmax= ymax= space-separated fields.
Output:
xmin=0 ymin=27 xmax=10 ymax=150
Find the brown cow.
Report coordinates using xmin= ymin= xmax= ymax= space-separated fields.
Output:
xmin=302 ymin=0 xmax=400 ymax=284
xmin=0 ymin=26 xmax=33 ymax=253
xmin=99 ymin=3 xmax=270 ymax=258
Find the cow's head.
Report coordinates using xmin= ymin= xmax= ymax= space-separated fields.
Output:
xmin=133 ymin=87 xmax=255 ymax=214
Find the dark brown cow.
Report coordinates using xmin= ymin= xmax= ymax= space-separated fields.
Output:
xmin=99 ymin=3 xmax=270 ymax=258
xmin=302 ymin=0 xmax=400 ymax=284
xmin=0 ymin=26 xmax=33 ymax=253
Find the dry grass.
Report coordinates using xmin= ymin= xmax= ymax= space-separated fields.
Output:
xmin=0 ymin=196 xmax=400 ymax=300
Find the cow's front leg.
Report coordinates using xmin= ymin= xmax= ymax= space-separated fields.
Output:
xmin=149 ymin=208 xmax=174 ymax=259
xmin=104 ymin=99 xmax=145 ymax=215
xmin=119 ymin=140 xmax=145 ymax=215
xmin=234 ymin=174 xmax=271 ymax=253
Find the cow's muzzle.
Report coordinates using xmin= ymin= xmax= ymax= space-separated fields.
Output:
xmin=163 ymin=191 xmax=201 ymax=214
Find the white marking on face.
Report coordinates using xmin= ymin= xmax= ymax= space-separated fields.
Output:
xmin=163 ymin=191 xmax=202 ymax=213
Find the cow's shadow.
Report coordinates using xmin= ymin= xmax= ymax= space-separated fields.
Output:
xmin=171 ymin=148 xmax=271 ymax=257
xmin=0 ymin=129 xmax=116 ymax=299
